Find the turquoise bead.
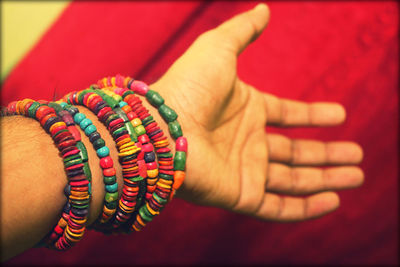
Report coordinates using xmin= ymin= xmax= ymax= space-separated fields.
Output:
xmin=174 ymin=151 xmax=186 ymax=171
xmin=88 ymin=183 xmax=92 ymax=195
xmin=97 ymin=146 xmax=110 ymax=157
xmin=74 ymin=113 xmax=86 ymax=124
xmin=158 ymin=104 xmax=177 ymax=122
xmin=104 ymin=175 xmax=116 ymax=185
xmin=146 ymin=90 xmax=164 ymax=107
xmin=84 ymin=124 xmax=97 ymax=136
xmin=168 ymin=120 xmax=182 ymax=139
xmin=105 ymin=183 xmax=118 ymax=193
xmin=85 ymin=124 xmax=97 ymax=136
xmin=119 ymin=101 xmax=128 ymax=108
xmin=79 ymin=118 xmax=92 ymax=130
xmin=134 ymin=125 xmax=146 ymax=136
xmin=59 ymin=102 xmax=67 ymax=108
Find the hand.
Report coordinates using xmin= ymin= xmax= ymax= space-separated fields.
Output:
xmin=151 ymin=4 xmax=364 ymax=221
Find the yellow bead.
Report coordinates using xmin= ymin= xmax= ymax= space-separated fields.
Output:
xmin=147 ymin=169 xmax=158 ymax=178
xmin=119 ymin=141 xmax=137 ymax=150
xmin=111 ymin=77 xmax=116 ymax=87
xmin=156 ymin=181 xmax=171 ymax=189
xmin=154 ymin=139 xmax=169 ymax=148
xmin=146 ymin=203 xmax=159 ymax=215
xmin=158 ymin=179 xmax=173 ymax=186
xmin=131 ymin=118 xmax=142 ymax=127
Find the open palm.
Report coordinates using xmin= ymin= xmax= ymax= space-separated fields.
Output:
xmin=151 ymin=4 xmax=363 ymax=221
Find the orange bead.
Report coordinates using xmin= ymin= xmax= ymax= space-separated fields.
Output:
xmin=173 ymin=171 xmax=186 ymax=190
xmin=121 ymin=105 xmax=132 ymax=113
xmin=117 ymin=137 xmax=131 ymax=147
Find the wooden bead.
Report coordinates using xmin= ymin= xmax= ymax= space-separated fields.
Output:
xmin=173 ymin=151 xmax=186 ymax=171
xmin=168 ymin=120 xmax=183 ymax=139
xmin=158 ymin=104 xmax=177 ymax=122
xmin=146 ymin=90 xmax=164 ymax=107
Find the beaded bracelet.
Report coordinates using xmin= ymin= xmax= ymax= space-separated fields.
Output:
xmin=57 ymin=102 xmax=119 ymax=228
xmin=6 ymin=99 xmax=91 ymax=250
xmin=97 ymin=75 xmax=187 ymax=232
xmin=60 ymin=89 xmax=143 ymax=233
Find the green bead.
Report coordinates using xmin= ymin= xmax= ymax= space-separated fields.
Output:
xmin=128 ymin=175 xmax=144 ymax=182
xmin=114 ymin=107 xmax=129 ymax=122
xmin=168 ymin=120 xmax=182 ymax=139
xmin=105 ymin=192 xmax=119 ymax=202
xmin=153 ymin=192 xmax=168 ymax=204
xmin=139 ymin=206 xmax=153 ymax=222
xmin=83 ymin=162 xmax=92 ymax=181
xmin=76 ymin=141 xmax=88 ymax=162
xmin=146 ymin=90 xmax=164 ymax=107
xmin=125 ymin=122 xmax=138 ymax=142
xmin=103 ymin=95 xmax=118 ymax=109
xmin=105 ymin=114 xmax=119 ymax=127
xmin=122 ymin=90 xmax=134 ymax=99
xmin=158 ymin=152 xmax=173 ymax=158
xmin=93 ymin=138 xmax=105 ymax=150
xmin=64 ymin=158 xmax=83 ymax=168
xmin=28 ymin=102 xmax=40 ymax=118
xmin=78 ymin=89 xmax=90 ymax=104
xmin=174 ymin=151 xmax=186 ymax=171
xmin=104 ymin=175 xmax=117 ymax=185
xmin=158 ymin=104 xmax=177 ymax=122
xmin=141 ymin=116 xmax=154 ymax=126
xmin=63 ymin=153 xmax=81 ymax=163
xmin=134 ymin=125 xmax=146 ymax=136
xmin=112 ymin=126 xmax=127 ymax=139
xmin=105 ymin=201 xmax=117 ymax=209
xmin=48 ymin=102 xmax=63 ymax=113
xmin=158 ymin=173 xmax=173 ymax=180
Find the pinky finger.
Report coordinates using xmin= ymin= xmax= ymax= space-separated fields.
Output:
xmin=255 ymin=192 xmax=340 ymax=222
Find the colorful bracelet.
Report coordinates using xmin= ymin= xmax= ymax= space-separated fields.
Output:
xmin=96 ymin=75 xmax=187 ymax=232
xmin=57 ymin=101 xmax=119 ymax=228
xmin=60 ymin=89 xmax=143 ymax=232
xmin=6 ymin=99 xmax=91 ymax=250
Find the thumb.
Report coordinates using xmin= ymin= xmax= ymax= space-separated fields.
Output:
xmin=210 ymin=3 xmax=270 ymax=55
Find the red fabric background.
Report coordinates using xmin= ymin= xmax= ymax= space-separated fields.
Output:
xmin=2 ymin=1 xmax=398 ymax=265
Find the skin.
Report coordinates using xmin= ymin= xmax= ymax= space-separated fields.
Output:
xmin=0 ymin=4 xmax=364 ymax=262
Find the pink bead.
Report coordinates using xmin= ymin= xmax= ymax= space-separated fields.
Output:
xmin=63 ymin=148 xmax=80 ymax=158
xmin=156 ymin=147 xmax=170 ymax=154
xmin=146 ymin=162 xmax=157 ymax=170
xmin=145 ymin=193 xmax=153 ymax=200
xmin=115 ymin=74 xmax=125 ymax=87
xmin=138 ymin=134 xmax=150 ymax=144
xmin=54 ymin=225 xmax=64 ymax=235
xmin=137 ymin=150 xmax=144 ymax=160
xmin=68 ymin=126 xmax=81 ymax=141
xmin=100 ymin=156 xmax=113 ymax=169
xmin=114 ymin=87 xmax=127 ymax=96
xmin=138 ymin=160 xmax=148 ymax=178
xmin=176 ymin=137 xmax=188 ymax=152
xmin=142 ymin=143 xmax=154 ymax=152
xmin=7 ymin=101 xmax=17 ymax=113
xmin=131 ymin=80 xmax=149 ymax=96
